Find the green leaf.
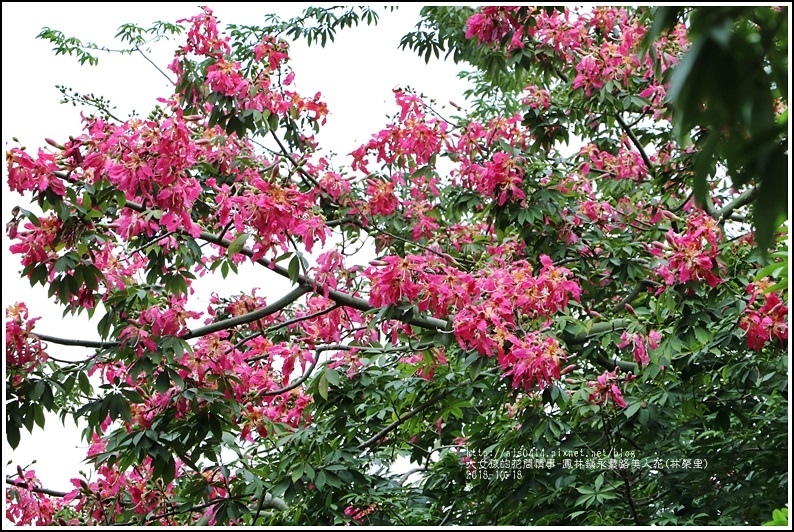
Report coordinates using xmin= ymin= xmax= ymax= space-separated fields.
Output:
xmin=291 ymin=463 xmax=304 ymax=483
xmin=155 ymin=371 xmax=171 ymax=394
xmin=6 ymin=419 xmax=20 ymax=449
xmin=78 ymin=372 xmax=92 ymax=395
xmin=317 ymin=372 xmax=328 ymax=400
xmin=288 ymin=255 xmax=301 ymax=283
xmin=227 ymin=233 xmax=248 ymax=257
xmin=324 ymin=368 xmax=340 ymax=387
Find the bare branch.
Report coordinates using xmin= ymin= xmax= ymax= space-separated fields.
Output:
xmin=184 ymin=286 xmax=310 ymax=340
xmin=32 ymin=334 xmax=118 ymax=349
xmin=236 ymin=303 xmax=341 ymax=350
xmin=398 ymin=466 xmax=428 ymax=485
xmin=5 ymin=478 xmax=69 ymax=498
xmin=135 ymin=46 xmax=174 ymax=85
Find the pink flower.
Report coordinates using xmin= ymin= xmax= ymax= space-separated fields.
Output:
xmin=651 ymin=212 xmax=724 ymax=289
xmin=739 ymin=279 xmax=788 ymax=350
xmin=588 ymin=371 xmax=629 ymax=408
xmin=498 ymin=332 xmax=566 ymax=391
xmin=617 ymin=330 xmax=661 ymax=367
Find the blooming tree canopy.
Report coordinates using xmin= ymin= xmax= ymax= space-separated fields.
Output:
xmin=4 ymin=5 xmax=789 ymax=526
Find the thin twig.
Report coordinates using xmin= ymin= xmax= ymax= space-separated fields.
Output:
xmin=135 ymin=47 xmax=175 ymax=85
xmin=358 ymin=385 xmax=462 ymax=450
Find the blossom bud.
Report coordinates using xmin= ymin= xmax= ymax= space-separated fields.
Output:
xmin=624 ymin=304 xmax=636 ymax=316
xmin=560 ymin=364 xmax=577 ymax=375
xmin=194 ymin=138 xmax=212 ymax=146
xmin=183 ymin=114 xmax=204 ymax=122
xmin=45 ymin=138 xmax=64 ymax=149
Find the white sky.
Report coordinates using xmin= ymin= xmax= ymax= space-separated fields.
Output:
xmin=2 ymin=2 xmax=471 ymax=495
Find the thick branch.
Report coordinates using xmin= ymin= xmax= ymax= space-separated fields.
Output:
xmin=592 ymin=353 xmax=638 ymax=374
xmin=50 ymin=174 xmax=450 ymax=332
xmin=610 ymin=280 xmax=656 ymax=315
xmin=194 ymin=229 xmax=449 ymax=331
xmin=32 ymin=334 xmax=118 ymax=349
xmin=5 ymin=478 xmax=69 ymax=498
xmin=184 ymin=286 xmax=310 ymax=339
xmin=713 ymin=187 xmax=757 ymax=222
xmin=562 ymin=319 xmax=637 ymax=373
xmin=563 ymin=319 xmax=631 ymax=345
xmin=34 ymin=287 xmax=310 ymax=349
xmin=620 ymin=468 xmax=643 ymax=525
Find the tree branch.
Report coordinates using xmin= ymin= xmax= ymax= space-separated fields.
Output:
xmin=32 ymin=334 xmax=118 ymax=349
xmin=42 ymin=175 xmax=450 ymax=343
xmin=236 ymin=303 xmax=341 ymax=349
xmin=184 ymin=286 xmax=310 ymax=339
xmin=5 ymin=478 xmax=69 ymax=498
xmin=135 ymin=46 xmax=174 ymax=85
xmin=610 ymin=279 xmax=657 ymax=315
xmin=270 ymin=130 xmax=323 ymax=190
xmin=619 ymin=468 xmax=643 ymax=525
xmin=349 ymin=217 xmax=474 ymax=268
xmin=563 ymin=319 xmax=631 ymax=345
xmin=614 ymin=113 xmax=654 ymax=174
xmin=397 ymin=466 xmax=428 ymax=485
xmin=192 ymin=227 xmax=450 ymax=331
xmin=34 ymin=286 xmax=310 ymax=349
xmin=562 ymin=319 xmax=637 ymax=373
xmin=358 ymin=386 xmax=459 ymax=450
xmin=713 ymin=187 xmax=757 ymax=223
xmin=257 ymin=357 xmax=318 ymax=398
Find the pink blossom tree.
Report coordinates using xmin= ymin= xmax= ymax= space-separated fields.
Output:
xmin=5 ymin=5 xmax=789 ymax=526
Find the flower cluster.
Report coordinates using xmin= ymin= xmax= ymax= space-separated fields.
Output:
xmin=578 ymin=142 xmax=649 ymax=182
xmin=5 ymin=303 xmax=47 ymax=382
xmin=587 ymin=370 xmax=633 ymax=409
xmin=350 ymin=89 xmax=448 ymax=174
xmin=365 ymin=254 xmax=475 ymax=318
xmin=344 ymin=503 xmax=378 ymax=524
xmin=465 ymin=6 xmax=525 ymax=51
xmin=739 ymin=278 xmax=788 ymax=350
xmin=617 ymin=330 xmax=661 ymax=366
xmin=5 ymin=468 xmax=58 ymax=526
xmin=6 ymin=147 xmax=64 ymax=196
xmin=651 ymin=212 xmax=724 ymax=289
xmin=498 ymin=332 xmax=567 ymax=391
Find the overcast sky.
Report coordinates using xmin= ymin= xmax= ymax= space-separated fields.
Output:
xmin=2 ymin=2 xmax=471 ymax=494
